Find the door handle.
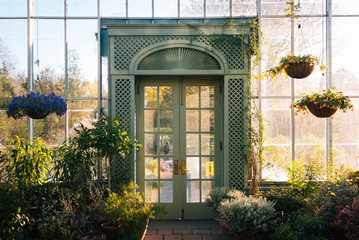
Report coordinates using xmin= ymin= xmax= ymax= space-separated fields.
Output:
xmin=174 ymin=160 xmax=178 ymax=175
xmin=181 ymin=160 xmax=186 ymax=175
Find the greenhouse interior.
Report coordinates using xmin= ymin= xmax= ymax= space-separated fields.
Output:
xmin=1 ymin=0 xmax=359 ymax=239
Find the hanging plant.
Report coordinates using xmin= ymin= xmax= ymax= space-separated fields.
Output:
xmin=262 ymin=54 xmax=328 ymax=79
xmin=6 ymin=92 xmax=67 ymax=120
xmin=290 ymin=87 xmax=353 ymax=118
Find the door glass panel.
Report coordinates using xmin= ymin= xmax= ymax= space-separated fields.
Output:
xmin=160 ymin=110 xmax=172 ymax=132
xmin=145 ymin=110 xmax=158 ymax=131
xmin=186 ymin=110 xmax=199 ymax=131
xmin=160 ymin=181 xmax=173 ymax=203
xmin=187 ymin=157 xmax=200 ymax=179
xmin=145 ymin=157 xmax=158 ymax=179
xmin=187 ymin=181 xmax=200 ymax=203
xmin=201 ymin=133 xmax=215 ymax=155
xmin=186 ymin=86 xmax=199 ymax=108
xmin=160 ymin=157 xmax=173 ymax=179
xmin=201 ymin=181 xmax=214 ymax=202
xmin=186 ymin=134 xmax=200 ymax=155
xmin=160 ymin=86 xmax=172 ymax=108
xmin=201 ymin=157 xmax=215 ymax=179
xmin=144 ymin=85 xmax=174 ymax=204
xmin=201 ymin=86 xmax=214 ymax=108
xmin=201 ymin=110 xmax=214 ymax=132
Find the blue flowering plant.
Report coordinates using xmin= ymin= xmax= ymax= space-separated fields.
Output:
xmin=6 ymin=92 xmax=67 ymax=120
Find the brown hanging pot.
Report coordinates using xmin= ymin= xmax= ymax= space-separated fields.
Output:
xmin=307 ymin=103 xmax=337 ymax=118
xmin=284 ymin=62 xmax=315 ymax=79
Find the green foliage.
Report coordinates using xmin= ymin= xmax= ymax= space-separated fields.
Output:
xmin=0 ymin=207 xmax=34 ymax=240
xmin=270 ymin=223 xmax=298 ymax=240
xmin=218 ymin=195 xmax=277 ymax=233
xmin=1 ymin=136 xmax=53 ymax=188
xmin=204 ymin=187 xmax=245 ymax=213
xmin=293 ymin=213 xmax=328 ymax=239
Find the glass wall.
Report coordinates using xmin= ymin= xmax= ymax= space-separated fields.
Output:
xmin=0 ymin=0 xmax=358 ymax=179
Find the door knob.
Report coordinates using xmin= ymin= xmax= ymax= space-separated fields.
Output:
xmin=174 ymin=160 xmax=178 ymax=175
xmin=181 ymin=160 xmax=186 ymax=175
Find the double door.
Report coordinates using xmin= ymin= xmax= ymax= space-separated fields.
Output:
xmin=138 ymin=78 xmax=222 ymax=219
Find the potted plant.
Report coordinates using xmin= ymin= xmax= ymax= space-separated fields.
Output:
xmin=217 ymin=195 xmax=277 ymax=240
xmin=6 ymin=91 xmax=67 ymax=119
xmin=290 ymin=87 xmax=353 ymax=118
xmin=204 ymin=187 xmax=245 ymax=235
xmin=263 ymin=54 xmax=328 ymax=79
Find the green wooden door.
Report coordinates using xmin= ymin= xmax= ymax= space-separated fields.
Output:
xmin=138 ymin=78 xmax=222 ymax=219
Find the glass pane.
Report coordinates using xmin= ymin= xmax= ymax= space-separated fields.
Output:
xmin=201 ymin=134 xmax=214 ymax=155
xmin=206 ymin=0 xmax=229 ymax=17
xmin=201 ymin=157 xmax=215 ymax=179
xmin=187 ymin=157 xmax=200 ymax=179
xmin=202 ymin=181 xmax=214 ymax=202
xmin=261 ymin=0 xmax=286 ymax=16
xmin=262 ymin=145 xmax=290 ymax=181
xmin=160 ymin=181 xmax=173 ymax=203
xmin=294 ymin=106 xmax=325 ymax=144
xmin=34 ymin=115 xmax=65 ymax=145
xmin=102 ymin=57 xmax=108 ymax=98
xmin=201 ymin=86 xmax=214 ymax=108
xmin=34 ymin=20 xmax=65 ymax=95
xmin=145 ymin=157 xmax=158 ymax=179
xmin=186 ymin=110 xmax=199 ymax=132
xmin=187 ymin=134 xmax=200 ymax=155
xmin=298 ymin=0 xmax=324 ymax=15
xmin=186 ymin=86 xmax=199 ymax=108
xmin=145 ymin=181 xmax=158 ymax=203
xmin=67 ymin=100 xmax=98 ymax=110
xmin=0 ymin=110 xmax=28 ymax=144
xmin=159 ymin=86 xmax=172 ymax=108
xmin=145 ymin=134 xmax=158 ymax=155
xmin=333 ymin=99 xmax=359 ymax=144
xmin=295 ymin=145 xmax=325 ymax=163
xmin=232 ymin=0 xmax=256 ymax=16
xmin=154 ymin=0 xmax=178 ymax=17
xmin=145 ymin=110 xmax=158 ymax=132
xmin=145 ymin=86 xmax=158 ymax=108
xmin=102 ymin=0 xmax=126 ymax=17
xmin=34 ymin=0 xmax=64 ymax=17
xmin=181 ymin=0 xmax=204 ymax=17
xmin=201 ymin=110 xmax=214 ymax=132
xmin=160 ymin=110 xmax=172 ymax=132
xmin=332 ymin=145 xmax=359 ymax=169
xmin=0 ymin=20 xmax=27 ymax=97
xmin=68 ymin=111 xmax=96 ymax=138
xmin=160 ymin=134 xmax=173 ymax=156
xmin=68 ymin=0 xmax=97 ymax=17
xmin=160 ymin=157 xmax=173 ymax=179
xmin=187 ymin=181 xmax=200 ymax=203
xmin=333 ymin=0 xmax=359 ymax=15
xmin=128 ymin=0 xmax=152 ymax=17
xmin=68 ymin=20 xmax=98 ymax=97
xmin=0 ymin=0 xmax=26 ymax=17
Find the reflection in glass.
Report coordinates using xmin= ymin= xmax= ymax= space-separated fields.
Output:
xmin=145 ymin=86 xmax=158 ymax=108
xmin=145 ymin=181 xmax=158 ymax=203
xmin=160 ymin=181 xmax=173 ymax=203
xmin=160 ymin=86 xmax=172 ymax=108
xmin=160 ymin=134 xmax=173 ymax=156
xmin=201 ymin=110 xmax=214 ymax=132
xmin=186 ymin=134 xmax=200 ymax=155
xmin=206 ymin=0 xmax=229 ymax=17
xmin=145 ymin=110 xmax=158 ymax=132
xmin=160 ymin=157 xmax=173 ymax=179
xmin=187 ymin=181 xmax=200 ymax=203
xmin=181 ymin=0 xmax=204 ymax=17
xmin=201 ymin=134 xmax=214 ymax=155
xmin=186 ymin=110 xmax=199 ymax=132
xmin=201 ymin=86 xmax=214 ymax=108
xmin=202 ymin=181 xmax=214 ymax=202
xmin=187 ymin=157 xmax=200 ymax=179
xmin=186 ymin=86 xmax=199 ymax=108
xmin=145 ymin=134 xmax=157 ymax=155
xmin=145 ymin=157 xmax=158 ymax=179
xmin=201 ymin=157 xmax=215 ymax=179
xmin=160 ymin=110 xmax=172 ymax=132
xmin=232 ymin=0 xmax=256 ymax=16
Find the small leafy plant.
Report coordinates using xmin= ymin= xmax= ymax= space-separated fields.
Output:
xmin=290 ymin=87 xmax=353 ymax=116
xmin=6 ymin=92 xmax=67 ymax=119
xmin=204 ymin=187 xmax=245 ymax=213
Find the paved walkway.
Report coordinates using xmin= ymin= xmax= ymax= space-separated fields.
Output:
xmin=144 ymin=220 xmax=234 ymax=240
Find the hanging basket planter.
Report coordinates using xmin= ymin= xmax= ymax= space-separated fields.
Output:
xmin=284 ymin=62 xmax=315 ymax=79
xmin=307 ymin=103 xmax=337 ymax=118
xmin=27 ymin=111 xmax=50 ymax=119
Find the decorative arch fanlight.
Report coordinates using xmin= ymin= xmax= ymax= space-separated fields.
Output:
xmin=137 ymin=47 xmax=221 ymax=70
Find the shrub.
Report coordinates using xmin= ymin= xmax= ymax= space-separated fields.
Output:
xmin=270 ymin=223 xmax=298 ymax=240
xmin=218 ymin=195 xmax=277 ymax=234
xmin=332 ymin=197 xmax=359 ymax=240
xmin=293 ymin=213 xmax=328 ymax=239
xmin=204 ymin=187 xmax=244 ymax=213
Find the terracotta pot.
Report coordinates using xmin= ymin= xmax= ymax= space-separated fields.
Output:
xmin=27 ymin=110 xmax=49 ymax=119
xmin=307 ymin=103 xmax=337 ymax=118
xmin=100 ymin=224 xmax=119 ymax=238
xmin=217 ymin=215 xmax=230 ymax=235
xmin=284 ymin=62 xmax=315 ymax=79
xmin=140 ymin=218 xmax=149 ymax=240
xmin=234 ymin=230 xmax=258 ymax=240
xmin=77 ymin=231 xmax=106 ymax=240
